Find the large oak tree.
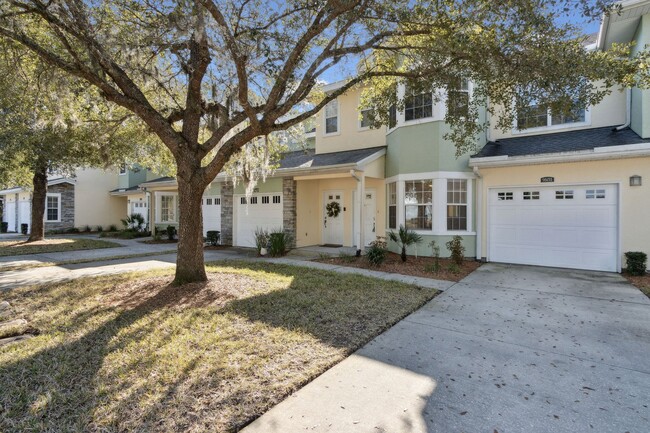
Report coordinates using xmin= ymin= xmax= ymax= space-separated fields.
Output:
xmin=0 ymin=0 xmax=645 ymax=284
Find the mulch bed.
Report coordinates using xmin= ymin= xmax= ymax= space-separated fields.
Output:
xmin=317 ymin=252 xmax=481 ymax=282
xmin=623 ymin=273 xmax=650 ymax=299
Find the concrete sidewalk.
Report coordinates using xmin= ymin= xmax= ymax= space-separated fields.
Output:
xmin=243 ymin=264 xmax=650 ymax=433
xmin=0 ymin=236 xmax=178 ymax=270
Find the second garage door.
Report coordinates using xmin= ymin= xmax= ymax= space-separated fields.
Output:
xmin=488 ymin=184 xmax=618 ymax=272
xmin=234 ymin=193 xmax=283 ymax=247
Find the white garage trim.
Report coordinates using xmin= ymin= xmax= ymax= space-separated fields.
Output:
xmin=487 ymin=182 xmax=621 ymax=272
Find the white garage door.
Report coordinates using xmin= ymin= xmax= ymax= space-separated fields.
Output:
xmin=202 ymin=195 xmax=221 ymax=236
xmin=19 ymin=200 xmax=31 ymax=232
xmin=234 ymin=193 xmax=283 ymax=247
xmin=488 ymin=184 xmax=618 ymax=272
xmin=4 ymin=201 xmax=16 ymax=232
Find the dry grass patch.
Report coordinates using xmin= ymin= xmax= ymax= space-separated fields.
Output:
xmin=0 ymin=238 xmax=121 ymax=257
xmin=0 ymin=260 xmax=439 ymax=432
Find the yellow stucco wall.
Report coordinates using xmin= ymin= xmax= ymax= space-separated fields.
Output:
xmin=315 ymin=87 xmax=387 ymax=154
xmin=74 ymin=168 xmax=125 ymax=228
xmin=295 ymin=176 xmax=386 ymax=247
xmin=476 ymin=156 xmax=650 ymax=265
xmin=490 ymin=85 xmax=628 ymax=141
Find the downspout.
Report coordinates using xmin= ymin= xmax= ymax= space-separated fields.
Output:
xmin=350 ymin=169 xmax=364 ymax=257
xmin=615 ymin=88 xmax=632 ymax=131
xmin=473 ymin=166 xmax=483 ymax=261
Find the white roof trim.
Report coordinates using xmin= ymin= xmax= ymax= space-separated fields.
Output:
xmin=469 ymin=142 xmax=650 ymax=167
xmin=0 ymin=187 xmax=23 ymax=195
xmin=47 ymin=178 xmax=76 ymax=186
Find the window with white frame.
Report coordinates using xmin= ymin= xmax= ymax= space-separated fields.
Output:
xmin=404 ymin=180 xmax=433 ymax=230
xmin=118 ymin=164 xmax=127 ymax=175
xmin=387 ymin=182 xmax=397 ymax=229
xmin=517 ymin=101 xmax=586 ymax=130
xmin=404 ymin=88 xmax=433 ymax=121
xmin=446 ymin=179 xmax=467 ymax=231
xmin=46 ymin=194 xmax=60 ymax=222
xmin=324 ymin=99 xmax=339 ymax=134
xmin=447 ymin=78 xmax=470 ymax=118
xmin=359 ymin=107 xmax=374 ymax=129
xmin=160 ymin=195 xmax=176 ymax=222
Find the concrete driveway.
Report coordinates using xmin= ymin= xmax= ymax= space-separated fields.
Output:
xmin=244 ymin=263 xmax=650 ymax=433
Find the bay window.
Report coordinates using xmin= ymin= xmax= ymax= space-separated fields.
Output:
xmin=404 ymin=88 xmax=433 ymax=121
xmin=387 ymin=182 xmax=397 ymax=229
xmin=404 ymin=180 xmax=432 ymax=230
xmin=447 ymin=179 xmax=467 ymax=231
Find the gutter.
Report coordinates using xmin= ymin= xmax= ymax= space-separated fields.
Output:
xmin=469 ymin=142 xmax=650 ymax=168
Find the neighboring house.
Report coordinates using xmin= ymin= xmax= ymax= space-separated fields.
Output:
xmin=108 ymin=165 xmax=156 ymax=227
xmin=0 ymin=169 xmax=129 ymax=233
xmin=470 ymin=1 xmax=650 ymax=272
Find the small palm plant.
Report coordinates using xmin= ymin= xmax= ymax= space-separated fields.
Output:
xmin=388 ymin=225 xmax=423 ymax=262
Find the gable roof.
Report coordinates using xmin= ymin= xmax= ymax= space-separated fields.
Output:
xmin=0 ymin=178 xmax=75 ymax=195
xmin=473 ymin=126 xmax=650 ymax=159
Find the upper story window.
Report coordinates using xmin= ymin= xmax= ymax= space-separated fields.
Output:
xmin=359 ymin=108 xmax=374 ymax=129
xmin=119 ymin=164 xmax=127 ymax=175
xmin=517 ymin=101 xmax=586 ymax=130
xmin=405 ymin=88 xmax=433 ymax=121
xmin=324 ymin=99 xmax=339 ymax=134
xmin=404 ymin=179 xmax=433 ymax=230
xmin=447 ymin=78 xmax=470 ymax=118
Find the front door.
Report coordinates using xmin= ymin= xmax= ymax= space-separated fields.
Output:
xmin=363 ymin=190 xmax=377 ymax=246
xmin=323 ymin=191 xmax=344 ymax=245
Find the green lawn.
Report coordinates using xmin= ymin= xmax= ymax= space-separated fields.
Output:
xmin=0 ymin=238 xmax=121 ymax=257
xmin=0 ymin=261 xmax=439 ymax=432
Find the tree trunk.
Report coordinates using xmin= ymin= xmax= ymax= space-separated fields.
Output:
xmin=173 ymin=175 xmax=207 ymax=285
xmin=401 ymin=246 xmax=407 ymax=262
xmin=28 ymin=163 xmax=48 ymax=242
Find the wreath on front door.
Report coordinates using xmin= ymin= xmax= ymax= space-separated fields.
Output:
xmin=326 ymin=201 xmax=341 ymax=218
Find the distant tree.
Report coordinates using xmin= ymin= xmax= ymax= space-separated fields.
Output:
xmin=0 ymin=41 xmax=161 ymax=241
xmin=0 ymin=1 xmax=646 ymax=284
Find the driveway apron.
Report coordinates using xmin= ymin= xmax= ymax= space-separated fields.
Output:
xmin=244 ymin=263 xmax=650 ymax=433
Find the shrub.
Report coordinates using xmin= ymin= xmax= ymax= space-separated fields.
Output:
xmin=446 ymin=235 xmax=465 ymax=266
xmin=166 ymin=225 xmax=177 ymax=241
xmin=253 ymin=227 xmax=270 ymax=255
xmin=206 ymin=230 xmax=220 ymax=246
xmin=268 ymin=230 xmax=292 ymax=257
xmin=66 ymin=227 xmax=80 ymax=234
xmin=121 ymin=214 xmax=146 ymax=232
xmin=108 ymin=224 xmax=118 ymax=232
xmin=447 ymin=263 xmax=461 ymax=275
xmin=153 ymin=228 xmax=163 ymax=241
xmin=625 ymin=251 xmax=647 ymax=276
xmin=427 ymin=240 xmax=441 ymax=273
xmin=388 ymin=225 xmax=422 ymax=262
xmin=83 ymin=225 xmax=92 ymax=233
xmin=366 ymin=236 xmax=387 ymax=267
xmin=96 ymin=225 xmax=103 ymax=233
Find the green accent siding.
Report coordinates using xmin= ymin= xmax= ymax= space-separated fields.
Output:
xmin=631 ymin=14 xmax=650 ymax=139
xmin=387 ymin=234 xmax=476 ymax=258
xmin=386 ymin=121 xmax=473 ymax=177
xmin=204 ymin=183 xmax=221 ymax=196
xmin=233 ymin=177 xmax=283 ymax=194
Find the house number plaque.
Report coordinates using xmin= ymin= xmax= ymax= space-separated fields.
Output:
xmin=540 ymin=177 xmax=555 ymax=183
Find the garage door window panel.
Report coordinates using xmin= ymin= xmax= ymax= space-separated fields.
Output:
xmin=405 ymin=180 xmax=432 ymax=230
xmin=556 ymin=190 xmax=574 ymax=200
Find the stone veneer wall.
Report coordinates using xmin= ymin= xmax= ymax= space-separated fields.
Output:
xmin=220 ymin=181 xmax=234 ymax=245
xmin=282 ymin=177 xmax=297 ymax=248
xmin=45 ymin=183 xmax=75 ymax=231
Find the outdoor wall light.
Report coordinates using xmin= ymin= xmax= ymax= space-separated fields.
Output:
xmin=630 ymin=175 xmax=642 ymax=187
